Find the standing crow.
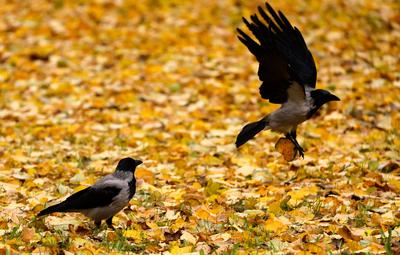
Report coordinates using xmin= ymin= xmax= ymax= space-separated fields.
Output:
xmin=38 ymin=157 xmax=142 ymax=228
xmin=235 ymin=2 xmax=340 ymax=158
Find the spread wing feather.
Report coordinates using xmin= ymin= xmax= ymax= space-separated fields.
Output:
xmin=238 ymin=2 xmax=317 ymax=104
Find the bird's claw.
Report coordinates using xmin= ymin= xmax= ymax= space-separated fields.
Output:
xmin=298 ymin=148 xmax=305 ymax=158
xmin=295 ymin=145 xmax=305 ymax=158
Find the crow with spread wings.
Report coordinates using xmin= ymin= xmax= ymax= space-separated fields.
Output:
xmin=235 ymin=2 xmax=340 ymax=158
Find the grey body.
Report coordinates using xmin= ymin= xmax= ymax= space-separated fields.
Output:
xmin=81 ymin=171 xmax=134 ymax=222
xmin=266 ymin=82 xmax=312 ymax=133
xmin=38 ymin=157 xmax=141 ymax=228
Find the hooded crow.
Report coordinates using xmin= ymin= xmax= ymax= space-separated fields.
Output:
xmin=235 ymin=2 xmax=340 ymax=157
xmin=38 ymin=157 xmax=142 ymax=228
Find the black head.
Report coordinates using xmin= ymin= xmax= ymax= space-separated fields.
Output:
xmin=310 ymin=89 xmax=340 ymax=107
xmin=116 ymin=157 xmax=142 ymax=172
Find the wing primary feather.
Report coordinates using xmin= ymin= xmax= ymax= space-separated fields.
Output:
xmin=265 ymin=2 xmax=286 ymax=31
xmin=250 ymin=15 xmax=274 ymax=46
xmin=249 ymin=15 xmax=267 ymax=44
xmin=241 ymin=18 xmax=263 ymax=48
xmin=237 ymin=28 xmax=261 ymax=57
xmin=242 ymin=17 xmax=251 ymax=27
xmin=278 ymin=10 xmax=292 ymax=30
xmin=293 ymin=27 xmax=308 ymax=49
xmin=236 ymin=2 xmax=317 ymax=103
xmin=258 ymin=6 xmax=281 ymax=33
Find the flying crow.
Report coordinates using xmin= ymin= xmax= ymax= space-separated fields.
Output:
xmin=38 ymin=157 xmax=142 ymax=228
xmin=235 ymin=2 xmax=340 ymax=157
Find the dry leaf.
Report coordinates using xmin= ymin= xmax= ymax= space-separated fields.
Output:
xmin=275 ymin=138 xmax=297 ymax=161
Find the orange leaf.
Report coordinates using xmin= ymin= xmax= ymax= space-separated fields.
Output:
xmin=275 ymin=138 xmax=297 ymax=161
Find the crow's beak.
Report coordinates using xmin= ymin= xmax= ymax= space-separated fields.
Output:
xmin=136 ymin=160 xmax=143 ymax=166
xmin=329 ymin=94 xmax=340 ymax=101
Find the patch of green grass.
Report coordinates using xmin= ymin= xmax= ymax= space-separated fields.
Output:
xmin=2 ymin=226 xmax=22 ymax=240
xmin=354 ymin=203 xmax=373 ymax=227
xmin=101 ymin=230 xmax=146 ymax=253
xmin=232 ymin=197 xmax=258 ymax=212
xmin=381 ymin=227 xmax=393 ymax=255
xmin=205 ymin=179 xmax=224 ymax=197
xmin=242 ymin=226 xmax=271 ymax=250
xmin=222 ymin=243 xmax=241 ymax=254
xmin=114 ymin=134 xmax=128 ymax=147
xmin=76 ymin=155 xmax=91 ymax=169
xmin=56 ymin=230 xmax=72 ymax=250
xmin=136 ymin=189 xmax=165 ymax=208
xmin=195 ymin=219 xmax=221 ymax=234
xmin=169 ymin=83 xmax=181 ymax=92
xmin=310 ymin=198 xmax=323 ymax=217
xmin=280 ymin=195 xmax=292 ymax=211
xmin=368 ymin=160 xmax=379 ymax=171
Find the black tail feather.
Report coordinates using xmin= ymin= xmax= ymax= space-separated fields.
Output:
xmin=37 ymin=202 xmax=67 ymax=217
xmin=236 ymin=118 xmax=268 ymax=148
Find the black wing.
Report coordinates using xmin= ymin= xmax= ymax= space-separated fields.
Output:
xmin=59 ymin=186 xmax=121 ymax=211
xmin=237 ymin=2 xmax=317 ymax=104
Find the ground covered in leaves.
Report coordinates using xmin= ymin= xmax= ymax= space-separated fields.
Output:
xmin=0 ymin=0 xmax=400 ymax=254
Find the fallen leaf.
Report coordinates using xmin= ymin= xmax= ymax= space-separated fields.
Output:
xmin=275 ymin=138 xmax=297 ymax=161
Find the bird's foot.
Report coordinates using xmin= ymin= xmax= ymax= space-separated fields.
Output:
xmin=296 ymin=145 xmax=305 ymax=158
xmin=106 ymin=218 xmax=114 ymax=230
xmin=285 ymin=134 xmax=305 ymax=159
xmin=95 ymin=221 xmax=101 ymax=228
xmin=92 ymin=221 xmax=104 ymax=234
xmin=292 ymin=139 xmax=305 ymax=158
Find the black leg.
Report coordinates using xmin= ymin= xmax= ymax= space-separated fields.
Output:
xmin=95 ymin=221 xmax=101 ymax=228
xmin=106 ymin=217 xmax=114 ymax=229
xmin=290 ymin=129 xmax=297 ymax=139
xmin=290 ymin=130 xmax=304 ymax=152
xmin=286 ymin=132 xmax=305 ymax=158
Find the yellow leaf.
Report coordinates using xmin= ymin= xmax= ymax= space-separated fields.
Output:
xmin=387 ymin=177 xmax=400 ymax=193
xmin=346 ymin=239 xmax=362 ymax=251
xmin=136 ymin=168 xmax=155 ymax=184
xmin=336 ymin=226 xmax=361 ymax=241
xmin=0 ymin=69 xmax=10 ymax=82
xmin=194 ymin=208 xmax=212 ymax=220
xmin=180 ymin=231 xmax=197 ymax=245
xmin=146 ymin=221 xmax=159 ymax=230
xmin=267 ymin=200 xmax=284 ymax=215
xmin=170 ymin=245 xmax=193 ymax=255
xmin=202 ymin=155 xmax=224 ymax=165
xmin=124 ymin=230 xmax=142 ymax=241
xmin=192 ymin=182 xmax=202 ymax=189
xmin=289 ymin=207 xmax=314 ymax=222
xmin=147 ymin=228 xmax=165 ymax=241
xmin=305 ymin=243 xmax=324 ymax=253
xmin=171 ymin=218 xmax=186 ymax=232
xmin=264 ymin=215 xmax=288 ymax=233
xmin=287 ymin=185 xmax=319 ymax=203
xmin=209 ymin=205 xmax=224 ymax=215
